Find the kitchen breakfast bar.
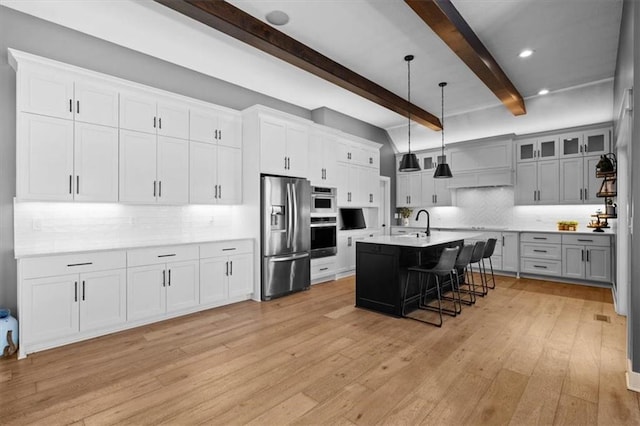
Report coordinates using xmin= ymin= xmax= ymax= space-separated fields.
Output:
xmin=355 ymin=232 xmax=480 ymax=317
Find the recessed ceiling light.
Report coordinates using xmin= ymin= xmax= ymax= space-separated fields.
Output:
xmin=519 ymin=49 xmax=534 ymax=58
xmin=266 ymin=10 xmax=290 ymax=26
xmin=538 ymin=89 xmax=549 ymax=95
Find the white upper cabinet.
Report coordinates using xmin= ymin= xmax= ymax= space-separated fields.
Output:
xmin=190 ymin=106 xmax=241 ymax=149
xmin=559 ymin=127 xmax=610 ymax=158
xmin=157 ymin=136 xmax=189 ymax=204
xmin=120 ymin=91 xmax=189 ymax=140
xmin=18 ymin=63 xmax=118 ymax=128
xmin=396 ymin=173 xmax=421 ymax=207
xmin=18 ymin=114 xmax=74 ymax=201
xmin=516 ymin=136 xmax=558 ymax=163
xmin=308 ymin=127 xmax=339 ymax=186
xmin=258 ymin=114 xmax=309 ymax=178
xmin=73 ymin=79 xmax=119 ymax=127
xmin=515 ymin=159 xmax=559 ymax=205
xmin=74 ymin=122 xmax=119 ymax=202
xmin=189 ymin=142 xmax=242 ymax=204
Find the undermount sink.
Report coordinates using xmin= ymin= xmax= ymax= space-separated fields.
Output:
xmin=396 ymin=232 xmax=429 ymax=238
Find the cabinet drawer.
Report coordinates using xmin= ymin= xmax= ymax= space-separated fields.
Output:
xmin=521 ymin=258 xmax=562 ymax=276
xmin=562 ymin=234 xmax=610 ymax=247
xmin=200 ymin=239 xmax=253 ymax=258
xmin=311 ymin=257 xmax=336 ymax=278
xmin=21 ymin=250 xmax=126 ymax=279
xmin=520 ymin=232 xmax=561 ymax=244
xmin=127 ymin=245 xmax=198 ymax=267
xmin=521 ymin=243 xmax=561 ymax=260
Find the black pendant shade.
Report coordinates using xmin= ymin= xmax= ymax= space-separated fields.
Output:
xmin=433 ymin=162 xmax=453 ymax=178
xmin=399 ymin=152 xmax=421 ymax=172
xmin=398 ymin=54 xmax=421 ymax=172
xmin=434 ymin=81 xmax=453 ymax=179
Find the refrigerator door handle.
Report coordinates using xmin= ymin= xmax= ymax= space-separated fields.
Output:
xmin=291 ymin=181 xmax=298 ymax=248
xmin=286 ymin=182 xmax=294 ymax=249
xmin=269 ymin=252 xmax=310 ymax=262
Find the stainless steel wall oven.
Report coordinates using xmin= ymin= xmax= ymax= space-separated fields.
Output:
xmin=311 ymin=186 xmax=336 ymax=214
xmin=310 ymin=216 xmax=337 ymax=259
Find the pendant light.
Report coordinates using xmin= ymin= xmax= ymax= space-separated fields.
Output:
xmin=434 ymin=81 xmax=453 ymax=178
xmin=398 ymin=54 xmax=421 ymax=172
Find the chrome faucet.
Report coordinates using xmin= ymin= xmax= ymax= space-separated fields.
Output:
xmin=415 ymin=209 xmax=430 ymax=236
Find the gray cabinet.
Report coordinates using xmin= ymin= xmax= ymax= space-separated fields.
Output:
xmin=515 ymin=160 xmax=559 ymax=205
xmin=561 ymin=234 xmax=611 ymax=282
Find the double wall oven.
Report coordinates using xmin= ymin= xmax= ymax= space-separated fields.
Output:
xmin=310 ymin=186 xmax=337 ymax=259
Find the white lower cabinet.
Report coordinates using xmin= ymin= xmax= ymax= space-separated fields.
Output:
xmin=200 ymin=240 xmax=254 ymax=304
xmin=337 ymin=231 xmax=380 ymax=274
xmin=20 ymin=251 xmax=127 ymax=354
xmin=311 ymin=256 xmax=337 ymax=284
xmin=501 ymin=232 xmax=519 ymax=272
xmin=127 ymin=245 xmax=199 ymax=321
xmin=561 ymin=234 xmax=611 ymax=282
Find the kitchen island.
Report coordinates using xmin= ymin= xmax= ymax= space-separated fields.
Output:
xmin=355 ymin=232 xmax=479 ymax=317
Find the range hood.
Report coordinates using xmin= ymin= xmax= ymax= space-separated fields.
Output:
xmin=447 ymin=169 xmax=513 ymax=189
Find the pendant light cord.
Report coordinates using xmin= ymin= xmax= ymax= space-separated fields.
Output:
xmin=407 ymin=57 xmax=411 ymax=154
xmin=441 ymin=82 xmax=445 ymax=157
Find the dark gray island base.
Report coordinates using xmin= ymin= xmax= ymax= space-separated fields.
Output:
xmin=355 ymin=232 xmax=478 ymax=317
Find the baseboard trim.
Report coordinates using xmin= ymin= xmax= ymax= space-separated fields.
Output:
xmin=626 ymin=359 xmax=640 ymax=393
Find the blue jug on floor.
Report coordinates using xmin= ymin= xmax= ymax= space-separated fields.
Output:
xmin=0 ymin=308 xmax=18 ymax=357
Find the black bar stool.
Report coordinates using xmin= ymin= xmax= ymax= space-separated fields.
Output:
xmin=401 ymin=246 xmax=460 ymax=327
xmin=452 ymin=244 xmax=476 ymax=305
xmin=467 ymin=241 xmax=487 ymax=297
xmin=481 ymin=238 xmax=498 ymax=290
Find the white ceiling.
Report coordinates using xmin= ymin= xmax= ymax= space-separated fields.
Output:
xmin=2 ymin=0 xmax=623 ymax=148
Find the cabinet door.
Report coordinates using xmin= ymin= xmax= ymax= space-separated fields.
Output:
xmin=337 ymin=140 xmax=353 ymax=163
xmin=286 ymin=124 xmax=309 ymax=178
xmin=420 ymin=173 xmax=435 ymax=207
xmin=559 ymin=158 xmax=584 ymax=204
xmin=119 ymin=129 xmax=157 ymax=203
xmin=537 ymin=160 xmax=559 ymax=204
xmin=74 ymin=79 xmax=119 ymax=127
xmin=157 ymin=100 xmax=189 ymax=140
xmin=20 ymin=65 xmax=74 ymax=120
xmin=364 ymin=168 xmax=379 ymax=206
xmin=433 ymin=178 xmax=451 ymax=206
xmin=189 ymin=107 xmax=217 ymax=144
xmin=516 ymin=139 xmax=537 ymax=163
xmin=336 ymin=234 xmax=351 ymax=272
xmin=189 ymin=141 xmax=217 ymax=204
xmin=217 ymin=146 xmax=242 ymax=205
xmin=79 ymin=269 xmax=126 ymax=331
xmin=349 ymin=166 xmax=364 ymax=205
xmin=228 ymin=253 xmax=254 ymax=297
xmin=200 ymin=257 xmax=228 ymax=304
xmin=407 ymin=173 xmax=422 ymax=207
xmin=515 ymin=162 xmax=537 ymax=205
xmin=584 ymin=128 xmax=610 ymax=156
xmin=127 ymin=264 xmax=166 ymax=321
xmin=585 ymin=246 xmax=611 ymax=282
xmin=23 ymin=274 xmax=79 ymax=344
xmin=157 ymin=136 xmax=189 ymax=204
xmin=308 ymin=133 xmax=325 ymax=185
xmin=217 ymin=112 xmax=242 ymax=149
xmin=501 ymin=232 xmax=519 ymax=272
xmin=559 ymin=133 xmax=583 ymax=158
xmin=562 ymin=245 xmax=585 ymax=279
xmin=18 ymin=113 xmax=74 ymax=201
xmin=120 ymin=92 xmax=157 ymax=134
xmin=74 ymin=122 xmax=119 ymax=202
xmin=322 ymin=137 xmax=339 ymax=186
xmin=538 ymin=137 xmax=558 ymax=160
xmin=396 ymin=174 xmax=410 ymax=207
xmin=583 ymin=155 xmax=601 ymax=203
xmin=166 ymin=260 xmax=199 ymax=312
xmin=336 ymin=163 xmax=350 ymax=206
xmin=260 ymin=117 xmax=287 ymax=175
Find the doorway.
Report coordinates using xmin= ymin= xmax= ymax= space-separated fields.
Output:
xmin=379 ymin=176 xmax=391 ymax=235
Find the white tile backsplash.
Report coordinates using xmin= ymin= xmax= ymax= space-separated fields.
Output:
xmin=404 ymin=187 xmax=609 ymax=231
xmin=14 ymin=201 xmax=255 ymax=256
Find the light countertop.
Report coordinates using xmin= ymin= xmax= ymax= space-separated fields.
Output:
xmin=392 ymin=225 xmax=616 ymax=236
xmin=359 ymin=231 xmax=481 ymax=248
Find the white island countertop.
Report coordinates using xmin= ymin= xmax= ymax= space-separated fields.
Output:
xmin=359 ymin=231 xmax=481 ymax=248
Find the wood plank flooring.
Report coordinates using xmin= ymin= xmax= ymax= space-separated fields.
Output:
xmin=1 ymin=274 xmax=638 ymax=425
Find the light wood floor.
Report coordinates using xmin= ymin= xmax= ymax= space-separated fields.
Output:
xmin=1 ymin=274 xmax=638 ymax=425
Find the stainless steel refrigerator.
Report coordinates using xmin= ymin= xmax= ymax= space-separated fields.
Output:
xmin=261 ymin=175 xmax=311 ymax=300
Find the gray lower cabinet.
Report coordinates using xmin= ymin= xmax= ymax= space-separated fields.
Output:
xmin=561 ymin=234 xmax=611 ymax=282
xmin=501 ymin=232 xmax=519 ymax=272
xmin=520 ymin=233 xmax=562 ymax=276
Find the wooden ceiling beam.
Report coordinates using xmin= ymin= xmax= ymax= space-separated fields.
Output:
xmin=405 ymin=0 xmax=526 ymax=116
xmin=154 ymin=0 xmax=443 ymax=130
